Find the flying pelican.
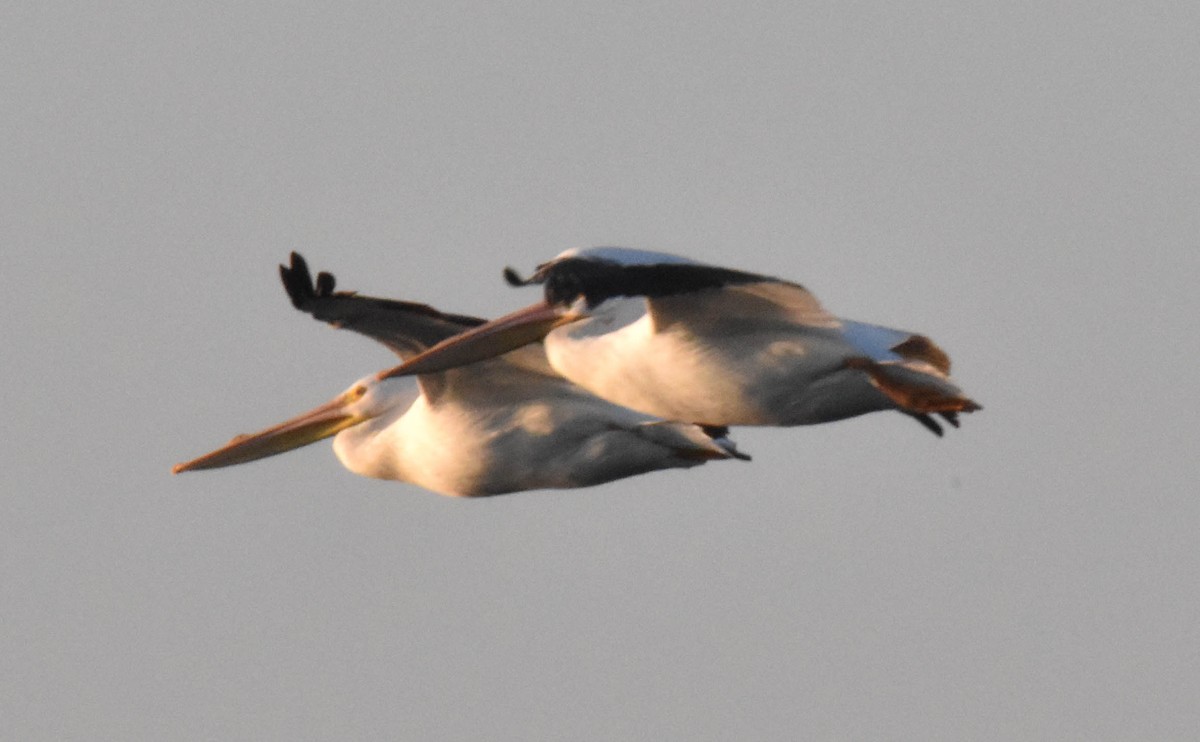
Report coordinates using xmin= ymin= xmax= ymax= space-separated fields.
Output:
xmin=383 ymin=247 xmax=980 ymax=436
xmin=172 ymin=253 xmax=747 ymax=497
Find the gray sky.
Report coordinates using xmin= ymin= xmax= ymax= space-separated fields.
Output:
xmin=4 ymin=1 xmax=1199 ymax=739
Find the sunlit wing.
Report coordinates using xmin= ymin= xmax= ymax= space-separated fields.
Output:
xmin=647 ymin=279 xmax=840 ymax=333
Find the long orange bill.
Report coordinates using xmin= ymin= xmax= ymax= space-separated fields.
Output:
xmin=378 ymin=300 xmax=582 ymax=380
xmin=172 ymin=390 xmax=365 ymax=473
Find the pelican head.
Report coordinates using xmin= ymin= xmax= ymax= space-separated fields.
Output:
xmin=172 ymin=374 xmax=418 ymax=474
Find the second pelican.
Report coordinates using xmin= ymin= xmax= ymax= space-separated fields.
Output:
xmin=385 ymin=247 xmax=980 ymax=436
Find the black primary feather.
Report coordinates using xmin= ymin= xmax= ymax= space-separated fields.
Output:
xmin=508 ymin=257 xmax=789 ymax=309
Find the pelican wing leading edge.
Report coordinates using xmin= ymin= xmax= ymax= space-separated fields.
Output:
xmin=172 ymin=253 xmax=747 ymax=497
xmin=383 ymin=247 xmax=980 ymax=435
xmin=278 ymin=254 xmax=487 ymax=358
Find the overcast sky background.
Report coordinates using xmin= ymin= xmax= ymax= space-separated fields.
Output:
xmin=4 ymin=2 xmax=1199 ymax=739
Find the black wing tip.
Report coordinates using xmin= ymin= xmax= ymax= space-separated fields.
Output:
xmin=530 ymin=256 xmax=777 ymax=308
xmin=279 ymin=252 xmax=316 ymax=310
xmin=279 ymin=252 xmax=339 ymax=309
xmin=315 ymin=271 xmax=336 ymax=296
xmin=503 ymin=266 xmax=528 ymax=286
xmin=279 ymin=253 xmax=488 ymax=329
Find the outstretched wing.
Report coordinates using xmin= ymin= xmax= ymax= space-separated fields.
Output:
xmin=283 ymin=253 xmax=561 ymax=401
xmin=280 ymin=252 xmax=486 ymax=359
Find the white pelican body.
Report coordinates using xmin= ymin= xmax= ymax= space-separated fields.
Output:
xmin=173 ymin=254 xmax=745 ymax=497
xmin=388 ymin=247 xmax=979 ymax=435
xmin=324 ymin=370 xmax=741 ymax=496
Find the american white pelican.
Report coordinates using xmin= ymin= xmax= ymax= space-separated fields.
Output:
xmin=172 ymin=253 xmax=747 ymax=497
xmin=384 ymin=247 xmax=980 ymax=436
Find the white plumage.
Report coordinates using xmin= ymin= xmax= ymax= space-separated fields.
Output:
xmin=172 ymin=254 xmax=745 ymax=497
xmin=387 ymin=247 xmax=980 ymax=436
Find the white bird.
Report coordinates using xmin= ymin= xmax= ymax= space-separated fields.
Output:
xmin=172 ymin=253 xmax=747 ymax=497
xmin=384 ymin=247 xmax=980 ymax=436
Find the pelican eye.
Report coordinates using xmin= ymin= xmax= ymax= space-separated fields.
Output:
xmin=352 ymin=385 xmax=368 ymax=399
